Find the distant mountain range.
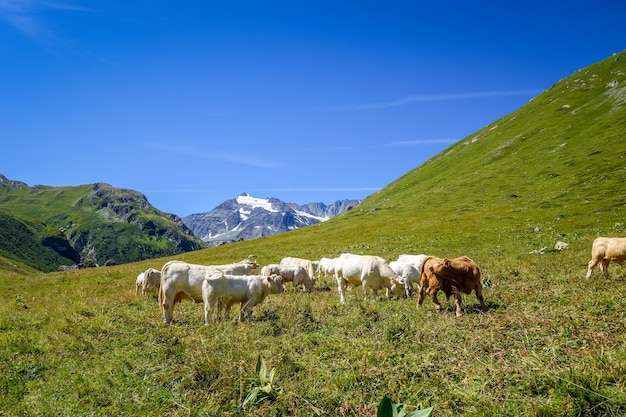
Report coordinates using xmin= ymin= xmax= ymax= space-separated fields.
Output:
xmin=183 ymin=193 xmax=360 ymax=246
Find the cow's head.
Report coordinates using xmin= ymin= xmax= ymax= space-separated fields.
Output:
xmin=267 ymin=274 xmax=285 ymax=294
xmin=429 ymin=257 xmax=451 ymax=274
xmin=389 ymin=277 xmax=405 ymax=296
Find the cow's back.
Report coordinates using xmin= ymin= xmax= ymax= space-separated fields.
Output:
xmin=281 ymin=257 xmax=315 ymax=280
xmin=593 ymin=237 xmax=626 ymax=261
xmin=443 ymin=257 xmax=481 ymax=294
xmin=204 ymin=274 xmax=255 ymax=301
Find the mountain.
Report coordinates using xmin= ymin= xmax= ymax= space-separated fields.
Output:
xmin=0 ymin=177 xmax=206 ymax=272
xmin=182 ymin=193 xmax=360 ymax=246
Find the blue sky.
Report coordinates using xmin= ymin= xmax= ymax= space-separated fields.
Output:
xmin=1 ymin=1 xmax=625 ymax=216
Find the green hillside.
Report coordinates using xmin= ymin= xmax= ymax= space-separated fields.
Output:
xmin=193 ymin=50 xmax=625 ymax=264
xmin=1 ymin=52 xmax=625 ymax=416
xmin=0 ymin=180 xmax=207 ymax=271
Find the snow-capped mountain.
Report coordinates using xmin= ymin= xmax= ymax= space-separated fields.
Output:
xmin=182 ymin=193 xmax=360 ymax=246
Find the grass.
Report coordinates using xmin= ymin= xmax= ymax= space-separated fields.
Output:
xmin=1 ymin=51 xmax=626 ymax=416
xmin=1 ymin=251 xmax=625 ymax=416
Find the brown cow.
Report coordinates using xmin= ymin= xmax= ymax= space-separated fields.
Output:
xmin=417 ymin=256 xmax=486 ymax=316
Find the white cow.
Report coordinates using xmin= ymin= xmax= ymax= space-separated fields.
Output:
xmin=396 ymin=254 xmax=428 ymax=271
xmin=140 ymin=268 xmax=161 ymax=296
xmin=391 ymin=254 xmax=428 ymax=297
xmin=317 ymin=257 xmax=337 ymax=279
xmin=135 ymin=271 xmax=145 ymax=295
xmin=261 ymin=264 xmax=314 ymax=292
xmin=202 ymin=273 xmax=285 ymax=323
xmin=389 ymin=261 xmax=420 ymax=298
xmin=159 ymin=260 xmax=219 ymax=324
xmin=280 ymin=257 xmax=317 ymax=284
xmin=586 ymin=237 xmax=626 ymax=278
xmin=333 ymin=253 xmax=403 ymax=304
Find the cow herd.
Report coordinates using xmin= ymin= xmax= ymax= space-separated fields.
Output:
xmin=134 ymin=252 xmax=487 ymax=324
xmin=132 ymin=236 xmax=626 ymax=325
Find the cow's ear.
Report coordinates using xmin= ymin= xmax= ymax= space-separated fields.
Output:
xmin=266 ymin=275 xmax=272 ymax=283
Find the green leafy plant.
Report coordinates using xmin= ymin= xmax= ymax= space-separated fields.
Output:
xmin=242 ymin=355 xmax=279 ymax=408
xmin=377 ymin=394 xmax=434 ymax=417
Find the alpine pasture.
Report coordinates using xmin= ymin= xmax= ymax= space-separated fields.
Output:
xmin=1 ymin=52 xmax=626 ymax=416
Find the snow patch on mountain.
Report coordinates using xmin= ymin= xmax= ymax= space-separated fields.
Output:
xmin=183 ymin=192 xmax=360 ymax=246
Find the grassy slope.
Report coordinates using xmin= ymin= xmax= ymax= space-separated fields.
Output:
xmin=1 ymin=53 xmax=625 ymax=416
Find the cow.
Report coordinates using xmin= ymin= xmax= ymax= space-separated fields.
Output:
xmin=333 ymin=253 xmax=403 ymax=304
xmin=135 ymin=271 xmax=145 ymax=296
xmin=280 ymin=257 xmax=317 ymax=283
xmin=211 ymin=260 xmax=259 ymax=275
xmin=585 ymin=237 xmax=626 ymax=279
xmin=317 ymin=257 xmax=337 ymax=279
xmin=202 ymin=273 xmax=285 ymax=324
xmin=140 ymin=268 xmax=161 ymax=296
xmin=261 ymin=264 xmax=314 ymax=292
xmin=389 ymin=261 xmax=420 ymax=298
xmin=417 ymin=256 xmax=486 ymax=317
xmin=159 ymin=260 xmax=219 ymax=324
xmin=396 ymin=254 xmax=428 ymax=271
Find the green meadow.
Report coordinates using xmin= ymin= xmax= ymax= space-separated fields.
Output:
xmin=1 ymin=52 xmax=625 ymax=416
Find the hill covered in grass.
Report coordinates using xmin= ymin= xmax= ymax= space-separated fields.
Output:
xmin=197 ymin=50 xmax=625 ymax=265
xmin=0 ymin=179 xmax=206 ymax=271
xmin=1 ymin=52 xmax=625 ymax=416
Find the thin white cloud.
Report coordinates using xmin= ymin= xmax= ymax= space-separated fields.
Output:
xmin=390 ymin=139 xmax=458 ymax=146
xmin=259 ymin=187 xmax=380 ymax=192
xmin=146 ymin=143 xmax=279 ymax=169
xmin=0 ymin=0 xmax=87 ymax=51
xmin=145 ymin=187 xmax=380 ymax=194
xmin=356 ymin=89 xmax=542 ymax=110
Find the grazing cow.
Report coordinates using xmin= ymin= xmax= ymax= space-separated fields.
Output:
xmin=396 ymin=254 xmax=429 ymax=270
xmin=280 ymin=257 xmax=317 ymax=283
xmin=202 ymin=273 xmax=285 ymax=323
xmin=135 ymin=271 xmax=145 ymax=296
xmin=317 ymin=257 xmax=337 ymax=279
xmin=261 ymin=264 xmax=314 ymax=292
xmin=389 ymin=261 xmax=420 ymax=298
xmin=417 ymin=256 xmax=486 ymax=317
xmin=333 ymin=253 xmax=403 ymax=304
xmin=140 ymin=268 xmax=161 ymax=296
xmin=586 ymin=237 xmax=626 ymax=279
xmin=159 ymin=260 xmax=218 ymax=324
xmin=211 ymin=260 xmax=259 ymax=275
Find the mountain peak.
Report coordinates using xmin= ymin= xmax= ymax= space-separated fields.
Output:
xmin=183 ymin=195 xmax=361 ymax=246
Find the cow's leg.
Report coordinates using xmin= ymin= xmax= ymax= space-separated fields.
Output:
xmin=452 ymin=286 xmax=463 ymax=317
xmin=222 ymin=300 xmax=232 ymax=321
xmin=417 ymin=286 xmax=427 ymax=308
xmin=161 ymin=291 xmax=175 ymax=324
xmin=429 ymin=288 xmax=443 ymax=312
xmin=599 ymin=259 xmax=611 ymax=278
xmin=362 ymin=280 xmax=372 ymax=301
xmin=475 ymin=284 xmax=487 ymax=312
xmin=239 ymin=299 xmax=252 ymax=322
xmin=585 ymin=258 xmax=598 ymax=279
xmin=203 ymin=297 xmax=211 ymax=326
xmin=336 ymin=275 xmax=347 ymax=304
xmin=208 ymin=294 xmax=219 ymax=324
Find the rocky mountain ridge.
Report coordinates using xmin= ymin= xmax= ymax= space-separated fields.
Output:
xmin=183 ymin=193 xmax=360 ymax=246
xmin=0 ymin=175 xmax=206 ymax=271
